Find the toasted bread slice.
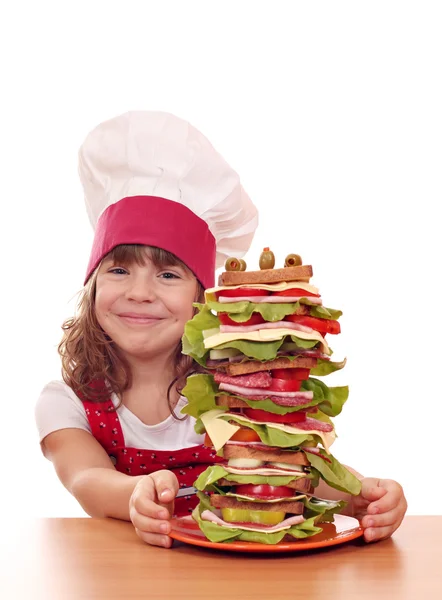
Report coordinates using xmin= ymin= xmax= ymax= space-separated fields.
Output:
xmin=218 ymin=265 xmax=313 ymax=286
xmin=218 ymin=477 xmax=313 ymax=493
xmin=210 ymin=495 xmax=304 ymax=514
xmin=223 ymin=444 xmax=311 ymax=466
xmin=225 ymin=356 xmax=317 ymax=377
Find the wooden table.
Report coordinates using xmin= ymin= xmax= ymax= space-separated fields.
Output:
xmin=1 ymin=517 xmax=441 ymax=599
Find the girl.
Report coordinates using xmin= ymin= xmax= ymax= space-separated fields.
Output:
xmin=35 ymin=111 xmax=407 ymax=549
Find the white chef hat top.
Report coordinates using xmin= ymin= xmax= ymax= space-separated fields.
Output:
xmin=78 ymin=111 xmax=258 ymax=288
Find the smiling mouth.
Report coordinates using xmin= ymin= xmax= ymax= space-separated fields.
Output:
xmin=117 ymin=314 xmax=164 ymax=325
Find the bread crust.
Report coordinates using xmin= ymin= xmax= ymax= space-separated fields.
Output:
xmin=218 ymin=265 xmax=313 ymax=286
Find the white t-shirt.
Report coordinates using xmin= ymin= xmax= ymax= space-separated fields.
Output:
xmin=35 ymin=380 xmax=204 ymax=451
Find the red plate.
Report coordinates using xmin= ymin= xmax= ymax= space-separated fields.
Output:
xmin=169 ymin=514 xmax=363 ymax=553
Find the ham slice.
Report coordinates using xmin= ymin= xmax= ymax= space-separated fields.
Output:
xmin=214 ymin=372 xmax=271 ymax=389
xmin=201 ymin=510 xmax=305 ymax=532
xmin=219 ymin=382 xmax=314 ymax=400
xmin=217 ymin=296 xmax=322 ymax=305
xmin=220 ymin=321 xmax=314 ymax=334
xmin=223 ymin=465 xmax=308 ymax=476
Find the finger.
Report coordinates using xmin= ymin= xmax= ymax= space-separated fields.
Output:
xmin=132 ymin=491 xmax=170 ymax=520
xmin=362 ymin=507 xmax=400 ymax=530
xmin=367 ymin=482 xmax=405 ymax=515
xmin=135 ymin=528 xmax=173 ymax=548
xmin=150 ymin=470 xmax=179 ymax=515
xmin=131 ymin=510 xmax=172 ymax=536
xmin=361 ymin=479 xmax=389 ymax=502
xmin=363 ymin=524 xmax=395 ymax=543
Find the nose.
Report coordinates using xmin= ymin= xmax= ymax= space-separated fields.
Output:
xmin=125 ymin=273 xmax=157 ymax=303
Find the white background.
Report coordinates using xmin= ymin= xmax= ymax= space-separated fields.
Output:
xmin=1 ymin=1 xmax=440 ymax=518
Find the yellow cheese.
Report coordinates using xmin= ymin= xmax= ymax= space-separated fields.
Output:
xmin=203 ymin=327 xmax=330 ymax=354
xmin=201 ymin=410 xmax=335 ymax=453
xmin=225 ymin=413 xmax=335 ymax=454
xmin=201 ymin=409 xmax=240 ymax=451
xmin=206 ymin=280 xmax=319 ymax=302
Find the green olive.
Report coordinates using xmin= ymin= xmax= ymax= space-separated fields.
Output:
xmin=259 ymin=247 xmax=275 ymax=270
xmin=225 ymin=257 xmax=241 ymax=271
xmin=284 ymin=253 xmax=302 ymax=267
xmin=239 ymin=259 xmax=247 ymax=271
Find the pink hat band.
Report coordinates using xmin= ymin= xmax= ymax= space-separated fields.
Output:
xmin=85 ymin=195 xmax=216 ymax=289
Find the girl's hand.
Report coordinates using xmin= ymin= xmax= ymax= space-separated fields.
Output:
xmin=129 ymin=470 xmax=179 ymax=548
xmin=352 ymin=477 xmax=407 ymax=543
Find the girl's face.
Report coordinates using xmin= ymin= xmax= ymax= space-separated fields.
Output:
xmin=95 ymin=247 xmax=198 ymax=361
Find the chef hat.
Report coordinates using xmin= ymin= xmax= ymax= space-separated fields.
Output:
xmin=78 ymin=111 xmax=258 ymax=289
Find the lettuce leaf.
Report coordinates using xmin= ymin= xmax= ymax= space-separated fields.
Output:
xmin=302 ymin=496 xmax=347 ymax=522
xmin=217 ymin=413 xmax=324 ymax=448
xmin=192 ymin=492 xmax=323 ymax=544
xmin=310 ymin=358 xmax=347 ymax=376
xmin=195 ymin=465 xmax=313 ymax=491
xmin=307 ymin=452 xmax=362 ymax=495
xmin=181 ymin=304 xmax=324 ymax=365
xmin=182 ymin=303 xmax=219 ymax=361
xmin=207 ymin=300 xmax=342 ymax=323
xmin=181 ymin=373 xmax=347 ymax=419
xmin=301 ymin=378 xmax=349 ymax=417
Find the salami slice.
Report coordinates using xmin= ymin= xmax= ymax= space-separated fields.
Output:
xmin=214 ymin=371 xmax=272 ymax=389
xmin=292 ymin=417 xmax=333 ymax=432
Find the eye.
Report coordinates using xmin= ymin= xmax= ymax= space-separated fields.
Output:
xmin=159 ymin=271 xmax=180 ymax=279
xmin=108 ymin=267 xmax=129 ymax=275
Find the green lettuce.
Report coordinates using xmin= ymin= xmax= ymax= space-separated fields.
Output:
xmin=302 ymin=497 xmax=347 ymax=522
xmin=181 ymin=304 xmax=325 ymax=365
xmin=217 ymin=413 xmax=327 ymax=448
xmin=192 ymin=492 xmax=323 ymax=544
xmin=207 ymin=300 xmax=342 ymax=323
xmin=181 ymin=374 xmax=348 ymax=419
xmin=195 ymin=465 xmax=313 ymax=491
xmin=307 ymin=451 xmax=362 ymax=495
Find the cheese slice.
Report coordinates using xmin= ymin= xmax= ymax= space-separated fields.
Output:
xmin=201 ymin=409 xmax=335 ymax=453
xmin=203 ymin=327 xmax=330 ymax=354
xmin=206 ymin=280 xmax=319 ymax=302
xmin=201 ymin=410 xmax=240 ymax=451
xmin=225 ymin=413 xmax=335 ymax=453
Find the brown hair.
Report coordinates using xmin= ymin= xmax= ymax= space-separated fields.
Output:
xmin=58 ymin=245 xmax=205 ymax=418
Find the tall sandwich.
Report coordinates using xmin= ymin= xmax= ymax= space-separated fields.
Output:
xmin=181 ymin=249 xmax=361 ymax=544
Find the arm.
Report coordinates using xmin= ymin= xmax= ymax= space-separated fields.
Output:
xmin=43 ymin=428 xmax=179 ymax=547
xmin=42 ymin=428 xmax=143 ymax=520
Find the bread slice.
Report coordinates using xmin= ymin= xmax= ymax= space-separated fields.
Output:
xmin=225 ymin=356 xmax=317 ymax=377
xmin=218 ymin=265 xmax=313 ymax=286
xmin=218 ymin=477 xmax=313 ymax=493
xmin=210 ymin=495 xmax=304 ymax=514
xmin=223 ymin=444 xmax=311 ymax=466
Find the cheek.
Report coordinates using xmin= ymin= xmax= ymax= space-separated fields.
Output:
xmin=95 ymin=286 xmax=116 ymax=323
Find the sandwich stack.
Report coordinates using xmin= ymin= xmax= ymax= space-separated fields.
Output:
xmin=181 ymin=249 xmax=361 ymax=544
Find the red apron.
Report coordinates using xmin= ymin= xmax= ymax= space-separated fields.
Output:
xmin=82 ymin=397 xmax=220 ymax=517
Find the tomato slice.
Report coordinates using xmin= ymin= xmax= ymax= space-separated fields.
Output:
xmin=285 ymin=314 xmax=341 ymax=335
xmin=230 ymin=428 xmax=261 ymax=442
xmin=235 ymin=484 xmax=294 ymax=499
xmin=221 ymin=508 xmax=285 ymax=526
xmin=218 ymin=313 xmax=265 ymax=327
xmin=204 ymin=433 xmax=214 ymax=447
xmin=267 ymin=378 xmax=302 ymax=392
xmin=272 ymin=288 xmax=320 ymax=298
xmin=271 ymin=368 xmax=310 ymax=381
xmin=243 ymin=408 xmax=307 ymax=424
xmin=216 ymin=288 xmax=269 ymax=299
